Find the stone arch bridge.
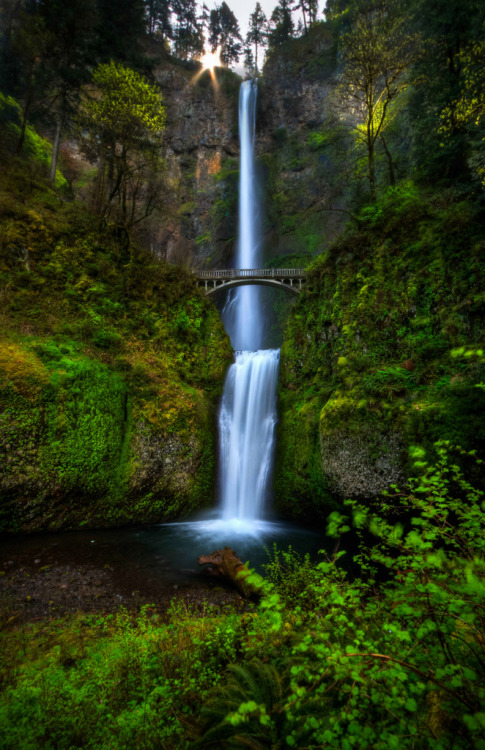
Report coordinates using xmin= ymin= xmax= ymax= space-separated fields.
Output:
xmin=194 ymin=268 xmax=307 ymax=296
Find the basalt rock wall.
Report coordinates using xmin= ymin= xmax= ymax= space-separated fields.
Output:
xmin=151 ymin=55 xmax=241 ymax=270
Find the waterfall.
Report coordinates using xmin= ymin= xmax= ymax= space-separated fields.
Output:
xmin=218 ymin=80 xmax=280 ymax=521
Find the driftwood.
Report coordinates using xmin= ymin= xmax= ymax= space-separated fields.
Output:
xmin=198 ymin=546 xmax=255 ymax=597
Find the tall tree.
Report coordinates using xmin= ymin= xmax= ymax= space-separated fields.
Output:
xmin=307 ymin=0 xmax=318 ymax=25
xmin=268 ymin=0 xmax=294 ymax=47
xmin=199 ymin=2 xmax=210 ymax=41
xmin=9 ymin=6 xmax=51 ymax=154
xmin=145 ymin=0 xmax=172 ymax=40
xmin=95 ymin=0 xmax=146 ymax=65
xmin=408 ymin=0 xmax=485 ymax=182
xmin=171 ymin=0 xmax=203 ymax=59
xmin=37 ymin=0 xmax=97 ymax=181
xmin=338 ymin=0 xmax=421 ymax=200
xmin=209 ymin=2 xmax=242 ymax=66
xmin=80 ymin=60 xmax=166 ymax=228
xmin=243 ymin=42 xmax=256 ymax=77
xmin=293 ymin=0 xmax=310 ymax=34
xmin=246 ymin=2 xmax=267 ymax=74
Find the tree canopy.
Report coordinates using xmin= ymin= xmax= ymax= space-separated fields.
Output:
xmin=81 ymin=61 xmax=166 ymax=227
xmin=209 ymin=2 xmax=243 ymax=66
xmin=338 ymin=0 xmax=421 ymax=199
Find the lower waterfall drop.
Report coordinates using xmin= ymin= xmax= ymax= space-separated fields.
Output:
xmin=219 ymin=349 xmax=280 ymax=521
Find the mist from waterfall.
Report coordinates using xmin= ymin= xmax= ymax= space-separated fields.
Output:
xmin=218 ymin=80 xmax=280 ymax=522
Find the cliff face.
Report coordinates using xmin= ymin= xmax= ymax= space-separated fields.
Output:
xmin=232 ymin=26 xmax=482 ymax=519
xmin=151 ymin=57 xmax=241 ymax=269
xmin=258 ymin=25 xmax=347 ymax=264
xmin=146 ymin=29 xmax=346 ymax=272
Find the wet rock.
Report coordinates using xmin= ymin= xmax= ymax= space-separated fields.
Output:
xmin=320 ymin=429 xmax=404 ymax=498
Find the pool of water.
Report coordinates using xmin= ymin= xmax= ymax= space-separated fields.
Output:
xmin=1 ymin=513 xmax=336 ymax=588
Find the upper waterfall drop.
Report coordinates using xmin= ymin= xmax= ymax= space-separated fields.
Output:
xmin=218 ymin=79 xmax=280 ymax=523
xmin=223 ymin=79 xmax=263 ymax=352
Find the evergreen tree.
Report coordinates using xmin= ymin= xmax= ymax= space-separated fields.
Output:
xmin=243 ymin=43 xmax=256 ymax=77
xmin=209 ymin=2 xmax=242 ymax=66
xmin=293 ymin=0 xmax=309 ymax=34
xmin=172 ymin=0 xmax=203 ymax=60
xmin=307 ymin=0 xmax=319 ymax=26
xmin=268 ymin=0 xmax=294 ymax=47
xmin=95 ymin=0 xmax=146 ymax=65
xmin=145 ymin=0 xmax=172 ymax=40
xmin=199 ymin=2 xmax=210 ymax=42
xmin=246 ymin=2 xmax=268 ymax=74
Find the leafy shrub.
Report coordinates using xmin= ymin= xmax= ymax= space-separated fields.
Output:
xmin=263 ymin=544 xmax=323 ymax=610
xmin=361 ymin=366 xmax=417 ymax=397
xmin=255 ymin=443 xmax=485 ymax=748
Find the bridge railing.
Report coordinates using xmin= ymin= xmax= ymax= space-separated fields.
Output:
xmin=194 ymin=268 xmax=307 ymax=279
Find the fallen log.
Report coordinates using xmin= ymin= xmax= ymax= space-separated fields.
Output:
xmin=198 ymin=546 xmax=256 ymax=597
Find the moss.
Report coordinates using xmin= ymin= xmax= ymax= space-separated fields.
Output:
xmin=276 ymin=182 xmax=485 ymax=519
xmin=0 ymin=161 xmax=232 ymax=533
xmin=274 ymin=394 xmax=336 ymax=521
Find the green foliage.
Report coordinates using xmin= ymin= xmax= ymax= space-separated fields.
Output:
xmin=79 ymin=61 xmax=166 ymax=227
xmin=337 ymin=0 xmax=422 ymax=200
xmin=1 ymin=449 xmax=484 ymax=748
xmin=409 ymin=0 xmax=485 ymax=184
xmin=0 ymin=92 xmax=67 ymax=188
xmin=194 ymin=445 xmax=485 ymax=749
xmin=195 ymin=659 xmax=286 ymax=748
xmin=306 ymin=130 xmax=327 ymax=150
xmin=277 ymin=180 xmax=485 ymax=512
xmin=84 ymin=62 xmax=165 ymax=144
xmin=0 ymin=161 xmax=232 ymax=531
xmin=361 ymin=366 xmax=417 ymax=398
xmin=0 ymin=603 xmax=243 ymax=749
xmin=35 ymin=342 xmax=129 ymax=495
xmin=263 ymin=544 xmax=323 ymax=609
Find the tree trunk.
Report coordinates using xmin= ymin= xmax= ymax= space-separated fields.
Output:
xmin=49 ymin=112 xmax=63 ymax=185
xmin=16 ymin=81 xmax=33 ymax=155
xmin=380 ymin=134 xmax=395 ymax=187
xmin=93 ymin=151 xmax=106 ymax=214
xmin=121 ymin=149 xmax=127 ymax=223
xmin=198 ymin=547 xmax=257 ymax=597
xmin=366 ymin=111 xmax=376 ymax=201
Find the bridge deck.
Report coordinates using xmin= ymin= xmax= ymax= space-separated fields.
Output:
xmin=194 ymin=268 xmax=307 ymax=296
xmin=195 ymin=268 xmax=306 ymax=279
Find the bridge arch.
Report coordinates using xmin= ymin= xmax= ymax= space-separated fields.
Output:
xmin=194 ymin=268 xmax=306 ymax=296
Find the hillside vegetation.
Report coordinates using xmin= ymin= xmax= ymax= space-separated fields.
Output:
xmin=0 ymin=158 xmax=231 ymax=532
xmin=270 ymin=0 xmax=485 ymax=518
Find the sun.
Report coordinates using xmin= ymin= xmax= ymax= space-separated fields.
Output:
xmin=200 ymin=48 xmax=221 ymax=74
xmin=191 ymin=47 xmax=222 ymax=88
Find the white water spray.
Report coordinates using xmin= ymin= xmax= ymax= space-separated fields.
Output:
xmin=218 ymin=80 xmax=280 ymax=522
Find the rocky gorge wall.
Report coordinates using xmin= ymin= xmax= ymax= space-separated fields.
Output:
xmin=274 ymin=184 xmax=485 ymax=520
xmin=145 ymin=27 xmax=347 ymax=273
xmin=148 ymin=52 xmax=241 ymax=270
xmin=258 ymin=24 xmax=348 ymax=266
